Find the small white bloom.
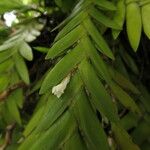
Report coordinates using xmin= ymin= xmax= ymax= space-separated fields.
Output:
xmin=52 ymin=74 xmax=71 ymax=98
xmin=4 ymin=11 xmax=17 ymax=27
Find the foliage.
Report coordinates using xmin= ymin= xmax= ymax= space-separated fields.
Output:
xmin=0 ymin=0 xmax=150 ymax=150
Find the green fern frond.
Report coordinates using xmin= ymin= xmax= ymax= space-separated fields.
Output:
xmin=19 ymin=0 xmax=143 ymax=149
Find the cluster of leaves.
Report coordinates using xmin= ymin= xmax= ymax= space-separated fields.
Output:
xmin=0 ymin=0 xmax=150 ymax=150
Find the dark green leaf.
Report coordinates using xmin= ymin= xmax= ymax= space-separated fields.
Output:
xmin=112 ymin=123 xmax=140 ymax=150
xmin=89 ymin=7 xmax=121 ymax=29
xmin=110 ymin=82 xmax=141 ymax=115
xmin=73 ymin=90 xmax=109 ymax=150
xmin=46 ymin=25 xmax=84 ymax=59
xmin=79 ymin=59 xmax=118 ymax=122
xmin=83 ymin=18 xmax=114 ymax=59
xmin=40 ymin=44 xmax=84 ymax=93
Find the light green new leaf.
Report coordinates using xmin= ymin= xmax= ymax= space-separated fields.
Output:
xmin=142 ymin=3 xmax=150 ymax=39
xmin=46 ymin=25 xmax=84 ymax=59
xmin=40 ymin=44 xmax=84 ymax=94
xmin=89 ymin=7 xmax=121 ymax=30
xmin=13 ymin=53 xmax=30 ymax=84
xmin=83 ymin=18 xmax=114 ymax=59
xmin=19 ymin=41 xmax=33 ymax=61
xmin=126 ymin=3 xmax=142 ymax=51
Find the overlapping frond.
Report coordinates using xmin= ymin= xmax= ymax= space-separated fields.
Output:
xmin=0 ymin=0 xmax=149 ymax=149
xmin=18 ymin=0 xmax=148 ymax=149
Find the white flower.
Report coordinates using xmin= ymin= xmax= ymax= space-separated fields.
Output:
xmin=52 ymin=74 xmax=71 ymax=98
xmin=4 ymin=11 xmax=17 ymax=27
